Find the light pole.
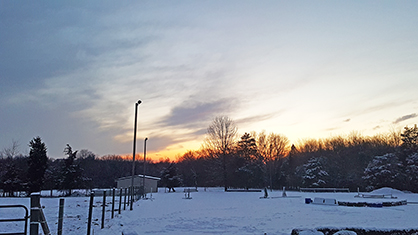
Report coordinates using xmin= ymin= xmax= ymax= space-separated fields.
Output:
xmin=130 ymin=100 xmax=141 ymax=210
xmin=143 ymin=137 xmax=148 ymax=197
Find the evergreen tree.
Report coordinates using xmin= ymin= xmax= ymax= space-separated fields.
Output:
xmin=59 ymin=144 xmax=83 ymax=196
xmin=405 ymin=153 xmax=418 ymax=192
xmin=362 ymin=153 xmax=403 ymax=191
xmin=237 ymin=133 xmax=258 ymax=160
xmin=43 ymin=159 xmax=62 ymax=191
xmin=401 ymin=124 xmax=418 ymax=154
xmin=235 ymin=133 xmax=264 ymax=188
xmin=0 ymin=156 xmax=27 ymax=196
xmin=2 ymin=163 xmax=21 ymax=196
xmin=282 ymin=144 xmax=299 ymax=189
xmin=160 ymin=163 xmax=182 ymax=192
xmin=302 ymin=157 xmax=329 ymax=187
xmin=177 ymin=151 xmax=199 ymax=188
xmin=27 ymin=136 xmax=48 ymax=194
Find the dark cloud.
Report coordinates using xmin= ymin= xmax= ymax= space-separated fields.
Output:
xmin=393 ymin=113 xmax=417 ymax=124
xmin=373 ymin=125 xmax=381 ymax=130
xmin=161 ymin=99 xmax=235 ymax=128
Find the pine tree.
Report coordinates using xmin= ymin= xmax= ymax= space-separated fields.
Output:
xmin=362 ymin=153 xmax=403 ymax=191
xmin=237 ymin=133 xmax=258 ymax=160
xmin=302 ymin=157 xmax=329 ymax=188
xmin=2 ymin=163 xmax=21 ymax=196
xmin=160 ymin=163 xmax=182 ymax=192
xmin=401 ymin=124 xmax=418 ymax=153
xmin=235 ymin=133 xmax=264 ymax=188
xmin=27 ymin=136 xmax=48 ymax=194
xmin=405 ymin=153 xmax=418 ymax=192
xmin=59 ymin=144 xmax=83 ymax=196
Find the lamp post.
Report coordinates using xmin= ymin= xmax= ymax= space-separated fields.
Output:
xmin=130 ymin=100 xmax=141 ymax=210
xmin=143 ymin=137 xmax=148 ymax=197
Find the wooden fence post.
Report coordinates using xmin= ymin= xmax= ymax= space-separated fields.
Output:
xmin=30 ymin=193 xmax=40 ymax=235
xmin=87 ymin=192 xmax=94 ymax=235
xmin=101 ymin=190 xmax=106 ymax=229
xmin=57 ymin=198 xmax=64 ymax=235
xmin=119 ymin=188 xmax=122 ymax=214
xmin=130 ymin=186 xmax=134 ymax=210
xmin=124 ymin=188 xmax=127 ymax=210
xmin=111 ymin=188 xmax=115 ymax=219
xmin=30 ymin=192 xmax=51 ymax=235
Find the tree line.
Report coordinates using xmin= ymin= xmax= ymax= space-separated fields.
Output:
xmin=1 ymin=117 xmax=418 ymax=196
xmin=0 ymin=139 xmax=172 ymax=196
xmin=175 ymin=117 xmax=418 ymax=193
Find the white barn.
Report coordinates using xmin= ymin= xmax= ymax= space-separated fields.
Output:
xmin=116 ymin=175 xmax=160 ymax=193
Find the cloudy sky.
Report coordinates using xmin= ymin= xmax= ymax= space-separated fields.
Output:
xmin=1 ymin=1 xmax=418 ymax=160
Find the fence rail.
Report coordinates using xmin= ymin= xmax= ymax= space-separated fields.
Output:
xmin=0 ymin=204 xmax=29 ymax=235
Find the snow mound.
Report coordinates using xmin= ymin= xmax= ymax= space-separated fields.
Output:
xmin=370 ymin=187 xmax=404 ymax=195
xmin=121 ymin=231 xmax=138 ymax=235
xmin=298 ymin=230 xmax=324 ymax=235
xmin=334 ymin=230 xmax=357 ymax=235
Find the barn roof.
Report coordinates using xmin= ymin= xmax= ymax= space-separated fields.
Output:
xmin=116 ymin=174 xmax=161 ymax=181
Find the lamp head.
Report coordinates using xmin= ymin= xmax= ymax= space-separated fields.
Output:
xmin=137 ymin=100 xmax=142 ymax=105
xmin=145 ymin=137 xmax=148 ymax=141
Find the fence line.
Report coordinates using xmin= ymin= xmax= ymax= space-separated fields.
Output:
xmin=86 ymin=187 xmax=138 ymax=233
xmin=2 ymin=187 xmax=136 ymax=235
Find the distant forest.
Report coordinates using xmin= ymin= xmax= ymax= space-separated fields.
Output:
xmin=1 ymin=117 xmax=418 ymax=196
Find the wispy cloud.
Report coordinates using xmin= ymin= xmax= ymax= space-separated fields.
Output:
xmin=325 ymin=127 xmax=339 ymax=132
xmin=393 ymin=113 xmax=418 ymax=124
xmin=235 ymin=113 xmax=279 ymax=126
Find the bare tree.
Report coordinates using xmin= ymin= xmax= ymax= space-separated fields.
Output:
xmin=296 ymin=138 xmax=323 ymax=153
xmin=1 ymin=140 xmax=20 ymax=158
xmin=77 ymin=149 xmax=96 ymax=159
xmin=256 ymin=131 xmax=289 ymax=190
xmin=388 ymin=126 xmax=402 ymax=147
xmin=204 ymin=116 xmax=238 ymax=191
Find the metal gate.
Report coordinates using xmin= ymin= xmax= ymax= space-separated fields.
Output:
xmin=0 ymin=205 xmax=29 ymax=235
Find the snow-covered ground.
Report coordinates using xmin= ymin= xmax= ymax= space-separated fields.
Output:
xmin=1 ymin=188 xmax=418 ymax=235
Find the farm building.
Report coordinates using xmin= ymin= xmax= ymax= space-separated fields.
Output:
xmin=116 ymin=175 xmax=160 ymax=193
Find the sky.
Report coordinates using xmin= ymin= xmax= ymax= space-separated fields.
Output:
xmin=1 ymin=1 xmax=418 ymax=161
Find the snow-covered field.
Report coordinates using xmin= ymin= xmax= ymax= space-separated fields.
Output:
xmin=1 ymin=188 xmax=418 ymax=235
